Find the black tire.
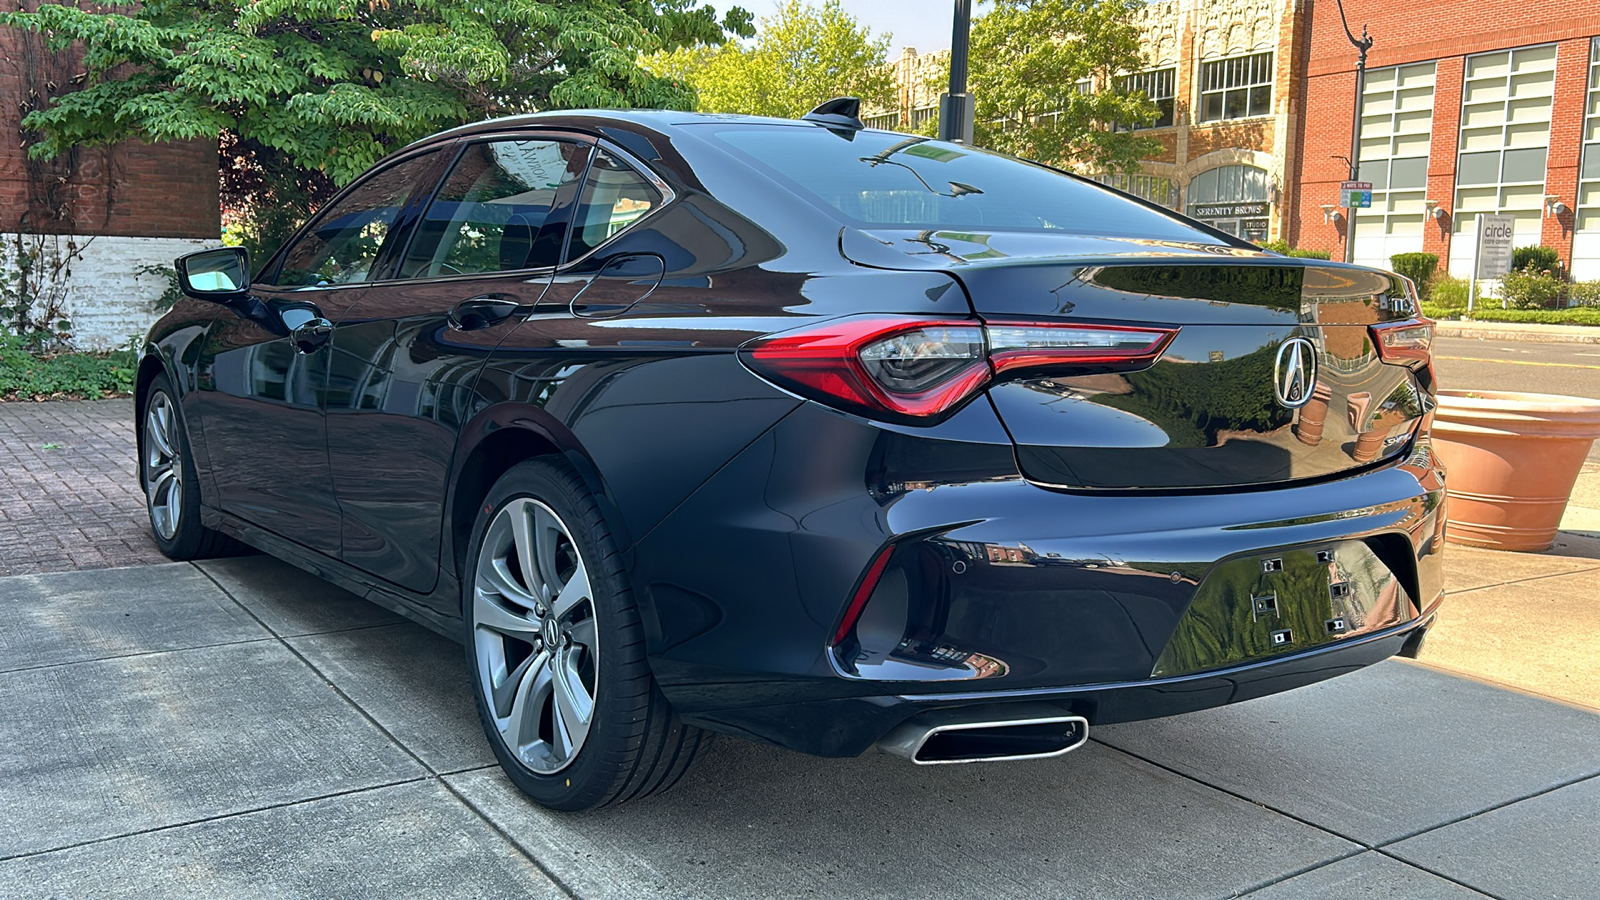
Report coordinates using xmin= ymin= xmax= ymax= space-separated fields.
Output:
xmin=139 ymin=375 xmax=237 ymax=560
xmin=463 ymin=458 xmax=706 ymax=810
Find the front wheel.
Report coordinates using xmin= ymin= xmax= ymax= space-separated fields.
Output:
xmin=141 ymin=376 xmax=235 ymax=560
xmin=464 ymin=458 xmax=705 ymax=810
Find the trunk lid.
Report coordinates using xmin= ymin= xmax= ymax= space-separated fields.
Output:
xmin=844 ymin=229 xmax=1430 ymax=490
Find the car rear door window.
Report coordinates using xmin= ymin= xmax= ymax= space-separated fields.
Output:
xmin=271 ymin=150 xmax=442 ymax=287
xmin=567 ymin=149 xmax=664 ymax=260
xmin=398 ymin=139 xmax=589 ymax=278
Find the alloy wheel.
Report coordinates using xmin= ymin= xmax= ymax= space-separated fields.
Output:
xmin=472 ymin=497 xmax=599 ymax=774
xmin=143 ymin=392 xmax=183 ymax=541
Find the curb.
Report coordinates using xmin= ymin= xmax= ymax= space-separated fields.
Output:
xmin=1434 ymin=321 xmax=1600 ymax=345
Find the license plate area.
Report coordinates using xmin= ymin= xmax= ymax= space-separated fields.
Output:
xmin=1151 ymin=540 xmax=1418 ymax=678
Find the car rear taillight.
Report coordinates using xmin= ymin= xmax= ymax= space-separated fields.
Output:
xmin=742 ymin=315 xmax=1178 ymax=423
xmin=1370 ymin=318 xmax=1434 ymax=366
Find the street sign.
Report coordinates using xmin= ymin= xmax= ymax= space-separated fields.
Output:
xmin=1473 ymin=214 xmax=1516 ymax=280
xmin=1339 ymin=181 xmax=1373 ymax=209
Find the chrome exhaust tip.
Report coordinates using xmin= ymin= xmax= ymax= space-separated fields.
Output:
xmin=878 ymin=706 xmax=1089 ymax=765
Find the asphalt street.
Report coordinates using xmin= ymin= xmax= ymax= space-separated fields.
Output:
xmin=1432 ymin=335 xmax=1600 ymax=463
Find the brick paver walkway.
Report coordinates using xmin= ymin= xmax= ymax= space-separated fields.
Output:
xmin=0 ymin=399 xmax=166 ymax=576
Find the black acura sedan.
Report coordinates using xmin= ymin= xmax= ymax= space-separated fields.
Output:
xmin=141 ymin=102 xmax=1445 ymax=810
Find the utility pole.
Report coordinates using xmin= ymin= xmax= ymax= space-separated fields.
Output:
xmin=1334 ymin=0 xmax=1373 ymax=264
xmin=939 ymin=0 xmax=975 ymax=144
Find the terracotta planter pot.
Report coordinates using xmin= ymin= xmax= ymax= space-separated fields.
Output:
xmin=1431 ymin=390 xmax=1600 ymax=551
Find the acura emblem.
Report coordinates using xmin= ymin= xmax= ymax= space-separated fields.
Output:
xmin=1274 ymin=337 xmax=1318 ymax=408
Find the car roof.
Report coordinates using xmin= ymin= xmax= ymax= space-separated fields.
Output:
xmin=405 ymin=109 xmax=818 ymax=151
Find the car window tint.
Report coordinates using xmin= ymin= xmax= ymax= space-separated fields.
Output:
xmin=273 ymin=151 xmax=440 ymax=287
xmin=567 ymin=150 xmax=663 ymax=260
xmin=701 ymin=125 xmax=1223 ymax=243
xmin=399 ymin=139 xmax=587 ymax=278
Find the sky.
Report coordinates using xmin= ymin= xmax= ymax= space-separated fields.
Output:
xmin=747 ymin=1 xmax=994 ymax=58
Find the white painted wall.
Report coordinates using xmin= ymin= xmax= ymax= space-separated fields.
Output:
xmin=2 ymin=233 xmax=221 ymax=350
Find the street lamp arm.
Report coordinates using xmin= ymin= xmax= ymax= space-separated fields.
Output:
xmin=1333 ymin=0 xmax=1374 ymax=54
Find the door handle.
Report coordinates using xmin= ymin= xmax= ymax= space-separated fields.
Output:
xmin=290 ymin=317 xmax=333 ymax=354
xmin=449 ymin=295 xmax=523 ymax=331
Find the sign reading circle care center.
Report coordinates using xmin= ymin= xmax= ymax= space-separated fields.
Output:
xmin=1474 ymin=214 xmax=1516 ymax=280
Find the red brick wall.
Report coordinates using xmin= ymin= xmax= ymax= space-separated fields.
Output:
xmin=0 ymin=24 xmax=219 ymax=239
xmin=1290 ymin=0 xmax=1600 ymax=268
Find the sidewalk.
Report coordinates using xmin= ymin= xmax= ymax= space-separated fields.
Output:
xmin=1433 ymin=318 xmax=1600 ymax=344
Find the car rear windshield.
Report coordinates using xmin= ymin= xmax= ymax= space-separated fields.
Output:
xmin=699 ymin=124 xmax=1222 ymax=243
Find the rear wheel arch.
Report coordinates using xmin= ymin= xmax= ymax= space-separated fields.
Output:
xmin=446 ymin=408 xmax=631 ymax=582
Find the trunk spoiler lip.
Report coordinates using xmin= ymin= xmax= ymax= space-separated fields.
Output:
xmin=839 ymin=226 xmax=1402 ymax=279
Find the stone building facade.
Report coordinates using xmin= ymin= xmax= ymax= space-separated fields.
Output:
xmin=2 ymin=14 xmax=220 ymax=348
xmin=1289 ymin=0 xmax=1600 ymax=278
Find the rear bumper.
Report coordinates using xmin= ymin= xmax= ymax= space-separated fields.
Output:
xmin=680 ymin=613 xmax=1435 ymax=757
xmin=633 ymin=401 xmax=1447 ymax=756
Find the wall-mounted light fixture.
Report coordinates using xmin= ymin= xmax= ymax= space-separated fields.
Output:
xmin=1424 ymin=199 xmax=1447 ymax=221
xmin=1321 ymin=204 xmax=1343 ymax=225
xmin=1545 ymin=195 xmax=1570 ymax=218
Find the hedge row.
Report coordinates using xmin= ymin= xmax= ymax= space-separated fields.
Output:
xmin=1421 ymin=306 xmax=1600 ymax=326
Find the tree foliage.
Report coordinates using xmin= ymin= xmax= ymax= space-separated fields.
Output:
xmin=968 ymin=0 xmax=1160 ymax=173
xmin=643 ymin=0 xmax=893 ymax=119
xmin=2 ymin=0 xmax=752 ymax=254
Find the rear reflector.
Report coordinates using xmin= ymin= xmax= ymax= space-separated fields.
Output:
xmin=742 ymin=315 xmax=1179 ymax=423
xmin=833 ymin=544 xmax=897 ymax=645
xmin=1371 ymin=318 xmax=1434 ymax=365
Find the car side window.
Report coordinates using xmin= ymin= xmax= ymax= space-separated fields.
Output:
xmin=566 ymin=150 xmax=664 ymax=261
xmin=398 ymin=139 xmax=588 ymax=278
xmin=271 ymin=151 xmax=441 ymax=287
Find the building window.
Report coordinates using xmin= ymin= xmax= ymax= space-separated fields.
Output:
xmin=1351 ymin=62 xmax=1437 ymax=270
xmin=1187 ymin=164 xmax=1271 ymax=241
xmin=1574 ymin=39 xmax=1600 ymax=280
xmin=1449 ymin=44 xmax=1558 ymax=277
xmin=863 ymin=112 xmax=900 ymax=131
xmin=1116 ymin=68 xmax=1176 ymax=131
xmin=1035 ymin=79 xmax=1093 ymax=130
xmin=1198 ymin=52 xmax=1273 ymax=122
xmin=1096 ymin=172 xmax=1179 ymax=210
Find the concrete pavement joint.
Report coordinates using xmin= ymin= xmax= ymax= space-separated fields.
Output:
xmin=191 ymin=561 xmax=574 ymax=894
xmin=0 ymin=777 xmax=431 ymax=864
xmin=0 ymin=635 xmax=277 ymax=677
xmin=1088 ymin=737 xmax=1365 ymax=846
xmin=1226 ymin=848 xmax=1368 ymax=898
xmin=1370 ymin=770 xmax=1600 ymax=851
xmin=190 ymin=562 xmax=441 ymax=777
xmin=1364 ymin=847 xmax=1508 ymax=900
xmin=436 ymin=776 xmax=583 ymax=900
xmin=1443 ymin=563 xmax=1600 ymax=597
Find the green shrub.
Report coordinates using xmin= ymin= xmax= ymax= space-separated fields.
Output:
xmin=1567 ymin=280 xmax=1600 ymax=308
xmin=1429 ymin=275 xmax=1471 ymax=309
xmin=1420 ymin=302 xmax=1459 ymax=320
xmin=1497 ymin=267 xmax=1566 ymax=309
xmin=1254 ymin=239 xmax=1331 ymax=259
xmin=1389 ymin=252 xmax=1439 ymax=300
xmin=1510 ymin=245 xmax=1560 ymax=275
xmin=0 ymin=332 xmax=136 ymax=400
xmin=1469 ymin=307 xmax=1600 ymax=326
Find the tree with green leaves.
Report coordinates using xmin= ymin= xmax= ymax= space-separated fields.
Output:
xmin=967 ymin=0 xmax=1160 ymax=174
xmin=643 ymin=0 xmax=893 ymax=119
xmin=2 ymin=0 xmax=752 ymax=255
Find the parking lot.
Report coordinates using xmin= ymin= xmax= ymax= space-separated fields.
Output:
xmin=3 ymin=398 xmax=1598 ymax=898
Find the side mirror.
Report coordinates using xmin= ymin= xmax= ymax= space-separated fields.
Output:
xmin=175 ymin=247 xmax=251 ymax=302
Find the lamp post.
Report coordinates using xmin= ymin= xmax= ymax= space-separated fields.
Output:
xmin=1334 ymin=0 xmax=1373 ymax=264
xmin=939 ymin=0 xmax=975 ymax=144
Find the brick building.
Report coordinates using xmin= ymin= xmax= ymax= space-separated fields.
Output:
xmin=2 ymin=14 xmax=219 ymax=347
xmin=1290 ymin=0 xmax=1600 ymax=278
